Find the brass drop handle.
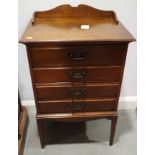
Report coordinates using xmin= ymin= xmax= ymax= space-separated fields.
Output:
xmin=69 ymin=103 xmax=86 ymax=110
xmin=69 ymin=52 xmax=88 ymax=60
xmin=69 ymin=88 xmax=86 ymax=96
xmin=68 ymin=71 xmax=86 ymax=79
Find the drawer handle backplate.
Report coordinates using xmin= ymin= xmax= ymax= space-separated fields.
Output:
xmin=68 ymin=71 xmax=86 ymax=79
xmin=69 ymin=88 xmax=86 ymax=96
xmin=69 ymin=52 xmax=88 ymax=60
xmin=69 ymin=103 xmax=86 ymax=110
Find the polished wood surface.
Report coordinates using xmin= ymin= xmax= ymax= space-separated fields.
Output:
xmin=20 ymin=5 xmax=135 ymax=43
xmin=36 ymin=111 xmax=118 ymax=122
xmin=20 ymin=4 xmax=135 ymax=148
xmin=32 ymin=4 xmax=118 ymax=23
xmin=36 ymin=83 xmax=119 ymax=100
xmin=38 ymin=99 xmax=117 ymax=114
xmin=29 ymin=45 xmax=126 ymax=67
xmin=33 ymin=67 xmax=122 ymax=83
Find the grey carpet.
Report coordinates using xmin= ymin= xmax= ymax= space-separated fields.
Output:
xmin=23 ymin=110 xmax=136 ymax=155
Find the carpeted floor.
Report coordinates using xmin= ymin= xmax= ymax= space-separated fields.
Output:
xmin=23 ymin=109 xmax=137 ymax=155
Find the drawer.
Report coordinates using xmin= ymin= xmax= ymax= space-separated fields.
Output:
xmin=38 ymin=99 xmax=117 ymax=114
xmin=29 ymin=45 xmax=126 ymax=67
xmin=36 ymin=83 xmax=119 ymax=100
xmin=33 ymin=66 xmax=122 ymax=83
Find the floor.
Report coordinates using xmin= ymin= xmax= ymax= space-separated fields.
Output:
xmin=24 ymin=109 xmax=137 ymax=155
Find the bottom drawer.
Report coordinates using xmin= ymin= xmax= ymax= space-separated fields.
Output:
xmin=38 ymin=99 xmax=117 ymax=114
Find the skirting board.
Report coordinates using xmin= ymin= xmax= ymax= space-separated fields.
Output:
xmin=21 ymin=96 xmax=137 ymax=112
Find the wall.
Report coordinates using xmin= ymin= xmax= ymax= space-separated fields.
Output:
xmin=18 ymin=0 xmax=137 ymax=100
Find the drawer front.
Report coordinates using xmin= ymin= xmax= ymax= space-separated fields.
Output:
xmin=30 ymin=45 xmax=126 ymax=67
xmin=36 ymin=84 xmax=119 ymax=100
xmin=38 ymin=99 xmax=117 ymax=114
xmin=33 ymin=66 xmax=122 ymax=83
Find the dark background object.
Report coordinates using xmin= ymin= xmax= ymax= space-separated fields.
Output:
xmin=18 ymin=93 xmax=29 ymax=155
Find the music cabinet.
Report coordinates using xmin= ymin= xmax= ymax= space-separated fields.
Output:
xmin=20 ymin=4 xmax=135 ymax=148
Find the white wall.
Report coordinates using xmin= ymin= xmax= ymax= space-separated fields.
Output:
xmin=18 ymin=0 xmax=137 ymax=100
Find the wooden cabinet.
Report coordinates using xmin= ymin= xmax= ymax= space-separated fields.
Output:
xmin=20 ymin=4 xmax=135 ymax=148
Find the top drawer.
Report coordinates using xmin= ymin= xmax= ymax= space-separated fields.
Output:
xmin=29 ymin=45 xmax=126 ymax=67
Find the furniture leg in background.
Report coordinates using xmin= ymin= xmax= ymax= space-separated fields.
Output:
xmin=18 ymin=93 xmax=29 ymax=155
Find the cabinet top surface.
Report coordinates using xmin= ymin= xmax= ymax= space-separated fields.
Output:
xmin=20 ymin=5 xmax=135 ymax=44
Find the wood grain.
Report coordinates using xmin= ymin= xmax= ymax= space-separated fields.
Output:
xmin=33 ymin=66 xmax=122 ymax=83
xmin=20 ymin=4 xmax=135 ymax=147
xmin=33 ymin=4 xmax=118 ymax=23
xmin=29 ymin=44 xmax=126 ymax=67
xmin=36 ymin=111 xmax=118 ymax=122
xmin=38 ymin=98 xmax=117 ymax=114
xmin=19 ymin=5 xmax=135 ymax=44
xmin=36 ymin=83 xmax=119 ymax=100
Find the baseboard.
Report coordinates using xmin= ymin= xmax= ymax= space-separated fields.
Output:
xmin=22 ymin=100 xmax=35 ymax=106
xmin=22 ymin=96 xmax=137 ymax=112
xmin=118 ymin=96 xmax=137 ymax=111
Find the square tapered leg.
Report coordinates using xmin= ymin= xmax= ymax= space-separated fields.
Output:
xmin=109 ymin=115 xmax=118 ymax=145
xmin=37 ymin=119 xmax=45 ymax=148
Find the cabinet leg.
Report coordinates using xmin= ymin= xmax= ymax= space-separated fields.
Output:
xmin=37 ymin=119 xmax=45 ymax=148
xmin=109 ymin=116 xmax=118 ymax=146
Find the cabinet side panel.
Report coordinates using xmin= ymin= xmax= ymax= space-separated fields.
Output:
xmin=26 ymin=45 xmax=40 ymax=114
xmin=115 ymin=43 xmax=129 ymax=110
